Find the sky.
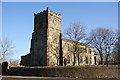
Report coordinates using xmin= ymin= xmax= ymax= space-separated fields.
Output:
xmin=2 ymin=2 xmax=118 ymax=60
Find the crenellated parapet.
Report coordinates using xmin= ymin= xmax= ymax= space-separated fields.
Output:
xmin=47 ymin=8 xmax=61 ymax=19
xmin=34 ymin=8 xmax=61 ymax=19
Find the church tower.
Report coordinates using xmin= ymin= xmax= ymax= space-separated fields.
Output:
xmin=20 ymin=8 xmax=62 ymax=66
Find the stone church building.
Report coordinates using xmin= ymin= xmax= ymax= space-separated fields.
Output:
xmin=20 ymin=8 xmax=98 ymax=66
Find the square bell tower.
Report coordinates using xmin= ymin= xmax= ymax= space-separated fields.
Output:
xmin=20 ymin=8 xmax=62 ymax=66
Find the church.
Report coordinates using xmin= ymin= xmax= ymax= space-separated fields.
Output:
xmin=20 ymin=8 xmax=98 ymax=66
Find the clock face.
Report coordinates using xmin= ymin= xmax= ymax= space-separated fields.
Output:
xmin=53 ymin=19 xmax=57 ymax=24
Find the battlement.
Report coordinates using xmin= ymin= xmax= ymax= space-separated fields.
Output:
xmin=34 ymin=8 xmax=61 ymax=18
xmin=47 ymin=8 xmax=61 ymax=16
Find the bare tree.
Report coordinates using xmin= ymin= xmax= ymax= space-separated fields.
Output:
xmin=103 ymin=29 xmax=117 ymax=65
xmin=0 ymin=38 xmax=14 ymax=61
xmin=48 ymin=39 xmax=60 ymax=66
xmin=9 ymin=59 xmax=20 ymax=66
xmin=47 ymin=33 xmax=65 ymax=66
xmin=86 ymin=28 xmax=117 ymax=65
xmin=112 ymin=39 xmax=120 ymax=65
xmin=64 ymin=22 xmax=86 ymax=65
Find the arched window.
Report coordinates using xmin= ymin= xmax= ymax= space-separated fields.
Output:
xmin=86 ymin=56 xmax=88 ymax=64
xmin=89 ymin=49 xmax=91 ymax=54
xmin=79 ymin=56 xmax=83 ymax=64
xmin=67 ymin=56 xmax=70 ymax=64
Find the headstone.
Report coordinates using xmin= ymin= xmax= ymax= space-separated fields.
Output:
xmin=2 ymin=61 xmax=8 ymax=75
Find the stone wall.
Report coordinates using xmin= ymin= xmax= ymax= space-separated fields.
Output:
xmin=2 ymin=62 xmax=120 ymax=78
